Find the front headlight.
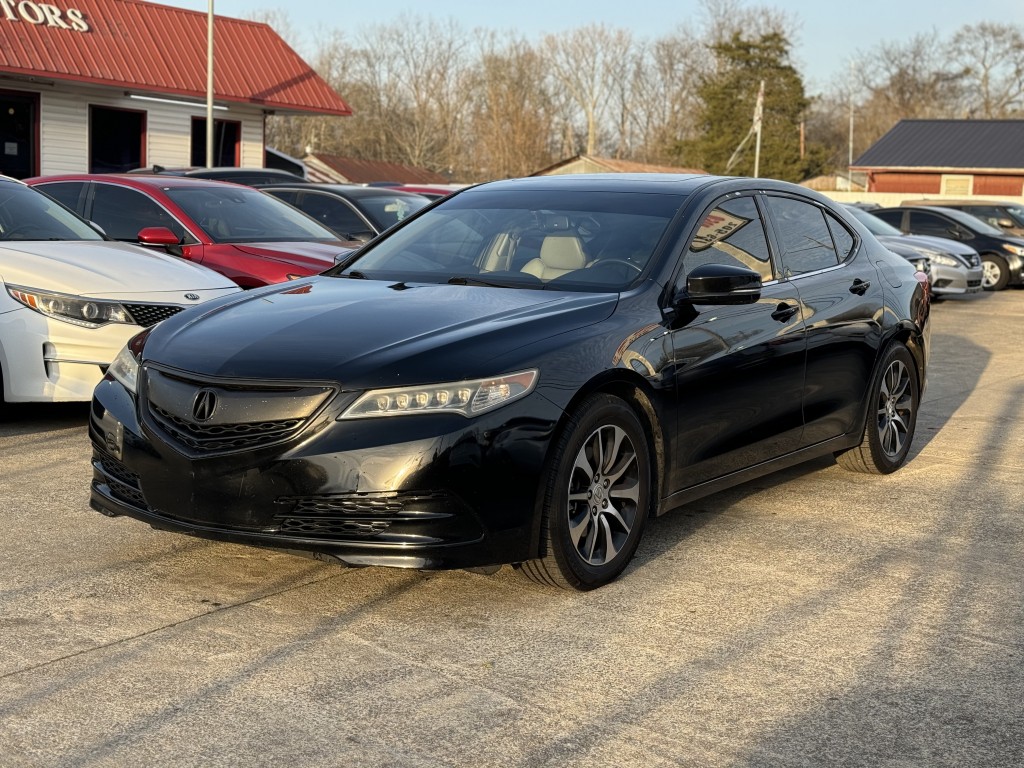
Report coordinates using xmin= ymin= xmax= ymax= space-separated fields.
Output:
xmin=340 ymin=370 xmax=538 ymax=419
xmin=929 ymin=253 xmax=959 ymax=267
xmin=7 ymin=285 xmax=131 ymax=328
xmin=107 ymin=331 xmax=148 ymax=394
xmin=1001 ymin=243 xmax=1024 ymax=257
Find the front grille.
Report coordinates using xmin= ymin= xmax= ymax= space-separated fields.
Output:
xmin=968 ymin=279 xmax=982 ymax=288
xmin=273 ymin=492 xmax=451 ymax=540
xmin=94 ymin=449 xmax=150 ymax=510
xmin=142 ymin=368 xmax=336 ymax=456
xmin=124 ymin=304 xmax=185 ymax=328
xmin=279 ymin=518 xmax=392 ymax=538
xmin=150 ymin=403 xmax=304 ymax=452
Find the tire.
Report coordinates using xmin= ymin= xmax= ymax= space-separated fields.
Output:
xmin=836 ymin=343 xmax=919 ymax=474
xmin=519 ymin=393 xmax=652 ymax=590
xmin=981 ymin=253 xmax=1010 ymax=291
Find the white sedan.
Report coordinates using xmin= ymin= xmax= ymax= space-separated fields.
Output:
xmin=0 ymin=177 xmax=240 ymax=404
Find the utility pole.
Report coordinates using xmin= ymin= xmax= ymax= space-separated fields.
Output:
xmin=848 ymin=60 xmax=854 ymax=190
xmin=752 ymin=80 xmax=765 ymax=178
xmin=206 ymin=0 xmax=215 ymax=168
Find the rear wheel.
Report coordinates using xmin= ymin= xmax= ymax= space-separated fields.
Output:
xmin=981 ymin=253 xmax=1010 ymax=291
xmin=836 ymin=343 xmax=919 ymax=474
xmin=520 ymin=393 xmax=652 ymax=590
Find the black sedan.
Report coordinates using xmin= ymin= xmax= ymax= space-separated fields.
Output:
xmin=259 ymin=184 xmax=431 ymax=242
xmin=872 ymin=205 xmax=1024 ymax=291
xmin=89 ymin=175 xmax=930 ymax=590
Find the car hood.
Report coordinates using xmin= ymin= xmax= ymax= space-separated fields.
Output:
xmin=0 ymin=240 xmax=238 ymax=298
xmin=227 ymin=241 xmax=357 ymax=270
xmin=143 ymin=278 xmax=619 ymax=385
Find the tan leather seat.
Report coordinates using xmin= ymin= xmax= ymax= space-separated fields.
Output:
xmin=520 ymin=234 xmax=587 ymax=280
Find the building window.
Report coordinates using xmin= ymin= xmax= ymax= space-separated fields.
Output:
xmin=0 ymin=90 xmax=39 ymax=179
xmin=191 ymin=118 xmax=240 ymax=167
xmin=89 ymin=106 xmax=145 ymax=173
xmin=941 ymin=175 xmax=974 ymax=195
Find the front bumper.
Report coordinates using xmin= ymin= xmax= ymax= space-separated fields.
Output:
xmin=89 ymin=374 xmax=563 ymax=570
xmin=928 ymin=263 xmax=983 ymax=295
xmin=0 ymin=308 xmax=141 ymax=402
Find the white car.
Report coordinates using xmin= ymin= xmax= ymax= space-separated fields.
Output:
xmin=0 ymin=177 xmax=240 ymax=404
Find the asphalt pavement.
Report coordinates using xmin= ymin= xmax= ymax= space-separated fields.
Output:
xmin=1 ymin=290 xmax=1022 ymax=767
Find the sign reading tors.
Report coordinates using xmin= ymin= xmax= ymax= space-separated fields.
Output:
xmin=0 ymin=1 xmax=89 ymax=32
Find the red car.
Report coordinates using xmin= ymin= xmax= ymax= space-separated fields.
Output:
xmin=27 ymin=175 xmax=356 ymax=287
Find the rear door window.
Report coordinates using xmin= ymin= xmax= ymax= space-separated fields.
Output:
xmin=764 ymin=196 xmax=840 ymax=276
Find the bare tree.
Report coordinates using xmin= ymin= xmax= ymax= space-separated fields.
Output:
xmin=951 ymin=23 xmax=1024 ymax=117
xmin=463 ymin=34 xmax=557 ymax=179
xmin=543 ymin=24 xmax=635 ymax=156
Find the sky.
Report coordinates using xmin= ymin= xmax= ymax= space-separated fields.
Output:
xmin=168 ymin=0 xmax=1024 ymax=93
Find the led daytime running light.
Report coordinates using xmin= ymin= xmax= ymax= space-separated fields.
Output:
xmin=341 ymin=370 xmax=538 ymax=419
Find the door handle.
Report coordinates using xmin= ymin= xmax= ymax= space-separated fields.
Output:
xmin=849 ymin=278 xmax=871 ymax=295
xmin=771 ymin=302 xmax=799 ymax=322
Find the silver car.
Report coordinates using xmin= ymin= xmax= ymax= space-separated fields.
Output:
xmin=844 ymin=205 xmax=984 ymax=297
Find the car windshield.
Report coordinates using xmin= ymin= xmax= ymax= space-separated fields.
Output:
xmin=356 ymin=193 xmax=431 ymax=231
xmin=845 ymin=206 xmax=902 ymax=237
xmin=165 ymin=186 xmax=339 ymax=243
xmin=0 ymin=183 xmax=104 ymax=241
xmin=1002 ymin=206 xmax=1024 ymax=227
xmin=329 ymin=189 xmax=686 ymax=292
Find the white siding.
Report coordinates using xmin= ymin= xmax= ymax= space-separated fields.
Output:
xmin=30 ymin=83 xmax=266 ymax=175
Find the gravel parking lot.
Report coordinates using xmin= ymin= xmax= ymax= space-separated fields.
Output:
xmin=1 ymin=291 xmax=1023 ymax=767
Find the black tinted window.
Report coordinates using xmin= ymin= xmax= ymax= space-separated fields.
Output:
xmin=684 ymin=196 xmax=773 ymax=280
xmin=295 ymin=193 xmax=369 ymax=237
xmin=91 ymin=185 xmax=186 ymax=241
xmin=826 ymin=213 xmax=855 ymax=261
xmin=766 ymin=196 xmax=839 ymax=275
xmin=908 ymin=211 xmax=960 ymax=238
xmin=36 ymin=181 xmax=85 ymax=214
xmin=872 ymin=210 xmax=904 ymax=228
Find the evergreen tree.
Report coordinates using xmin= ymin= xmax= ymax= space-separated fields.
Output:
xmin=677 ymin=31 xmax=827 ymax=181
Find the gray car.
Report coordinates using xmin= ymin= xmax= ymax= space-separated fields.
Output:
xmin=843 ymin=205 xmax=984 ymax=297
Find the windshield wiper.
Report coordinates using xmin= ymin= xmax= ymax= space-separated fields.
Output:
xmin=339 ymin=269 xmax=367 ymax=279
xmin=446 ymin=275 xmax=520 ymax=288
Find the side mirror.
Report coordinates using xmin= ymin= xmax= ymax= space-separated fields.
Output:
xmin=946 ymin=227 xmax=964 ymax=240
xmin=682 ymin=263 xmax=762 ymax=305
xmin=997 ymin=218 xmax=1015 ymax=229
xmin=137 ymin=226 xmax=180 ymax=246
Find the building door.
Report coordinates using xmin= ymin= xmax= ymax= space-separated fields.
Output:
xmin=191 ymin=118 xmax=240 ymax=167
xmin=89 ymin=106 xmax=145 ymax=172
xmin=0 ymin=91 xmax=39 ymax=179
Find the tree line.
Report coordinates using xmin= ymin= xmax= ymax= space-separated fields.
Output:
xmin=256 ymin=1 xmax=1024 ymax=183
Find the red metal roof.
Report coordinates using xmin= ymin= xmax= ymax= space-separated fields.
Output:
xmin=0 ymin=0 xmax=351 ymax=116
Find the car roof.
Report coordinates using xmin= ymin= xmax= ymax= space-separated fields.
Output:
xmin=261 ymin=183 xmax=430 ymax=199
xmin=27 ymin=173 xmax=253 ymax=190
xmin=900 ymin=198 xmax=1018 ymax=207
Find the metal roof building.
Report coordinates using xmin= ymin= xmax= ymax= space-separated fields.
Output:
xmin=851 ymin=120 xmax=1024 ymax=196
xmin=0 ymin=0 xmax=351 ymax=178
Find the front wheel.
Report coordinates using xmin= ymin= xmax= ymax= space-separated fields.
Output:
xmin=836 ymin=343 xmax=919 ymax=474
xmin=981 ymin=253 xmax=1010 ymax=291
xmin=519 ymin=393 xmax=652 ymax=590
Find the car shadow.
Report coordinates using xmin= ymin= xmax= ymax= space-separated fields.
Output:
xmin=0 ymin=401 xmax=91 ymax=437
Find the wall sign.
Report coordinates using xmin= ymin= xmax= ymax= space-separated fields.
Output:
xmin=0 ymin=1 xmax=89 ymax=32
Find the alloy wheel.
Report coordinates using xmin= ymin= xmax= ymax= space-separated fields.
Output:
xmin=876 ymin=359 xmax=914 ymax=459
xmin=566 ymin=424 xmax=641 ymax=566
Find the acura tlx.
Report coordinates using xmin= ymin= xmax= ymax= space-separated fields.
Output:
xmin=88 ymin=174 xmax=929 ymax=590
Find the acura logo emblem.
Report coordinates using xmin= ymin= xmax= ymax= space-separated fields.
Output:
xmin=192 ymin=389 xmax=218 ymax=422
xmin=184 ymin=293 xmax=201 ymax=301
